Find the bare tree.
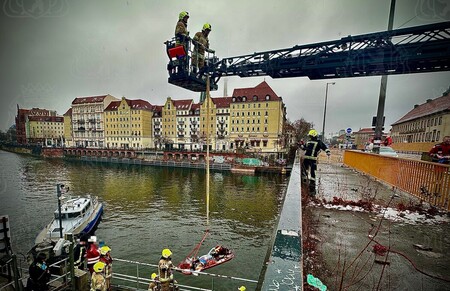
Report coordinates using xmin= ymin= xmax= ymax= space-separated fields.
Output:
xmin=289 ymin=118 xmax=314 ymax=143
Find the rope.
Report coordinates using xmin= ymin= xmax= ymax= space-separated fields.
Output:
xmin=182 ymin=229 xmax=210 ymax=261
xmin=371 ymin=238 xmax=450 ymax=283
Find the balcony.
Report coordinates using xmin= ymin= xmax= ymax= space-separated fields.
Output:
xmin=154 ymin=127 xmax=161 ymax=132
xmin=75 ymin=127 xmax=86 ymax=132
xmin=218 ymin=119 xmax=225 ymax=124
xmin=218 ymin=127 xmax=226 ymax=133
xmin=178 ymin=120 xmax=185 ymax=125
xmin=89 ymin=119 xmax=96 ymax=123
xmin=191 ymin=120 xmax=197 ymax=125
xmin=77 ymin=120 xmax=85 ymax=124
xmin=154 ymin=121 xmax=161 ymax=125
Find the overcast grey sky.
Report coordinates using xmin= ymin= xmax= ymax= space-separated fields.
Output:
xmin=1 ymin=0 xmax=449 ymax=137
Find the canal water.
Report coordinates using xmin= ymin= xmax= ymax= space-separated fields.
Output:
xmin=0 ymin=150 xmax=288 ymax=290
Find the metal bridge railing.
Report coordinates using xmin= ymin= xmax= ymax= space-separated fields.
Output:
xmin=343 ymin=150 xmax=450 ymax=210
xmin=112 ymin=258 xmax=257 ymax=291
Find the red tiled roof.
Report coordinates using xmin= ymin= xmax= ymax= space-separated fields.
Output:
xmin=128 ymin=99 xmax=152 ymax=110
xmin=232 ymin=81 xmax=281 ymax=101
xmin=63 ymin=108 xmax=72 ymax=116
xmin=105 ymin=99 xmax=153 ymax=111
xmin=72 ymin=95 xmax=108 ymax=104
xmin=173 ymin=99 xmax=193 ymax=110
xmin=212 ymin=97 xmax=232 ymax=108
xmin=104 ymin=101 xmax=121 ymax=111
xmin=152 ymin=105 xmax=163 ymax=113
xmin=191 ymin=103 xmax=200 ymax=110
xmin=392 ymin=94 xmax=450 ymax=125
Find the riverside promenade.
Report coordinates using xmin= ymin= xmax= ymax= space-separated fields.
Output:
xmin=303 ymin=150 xmax=450 ymax=291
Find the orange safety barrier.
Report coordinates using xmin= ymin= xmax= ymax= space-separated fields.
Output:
xmin=343 ymin=150 xmax=450 ymax=211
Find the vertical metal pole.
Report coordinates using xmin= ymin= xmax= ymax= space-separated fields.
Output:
xmin=322 ymin=84 xmax=329 ymax=141
xmin=206 ymin=76 xmax=210 ymax=226
xmin=374 ymin=0 xmax=396 ymax=153
xmin=67 ymin=233 xmax=76 ymax=291
xmin=11 ymin=254 xmax=22 ymax=291
xmin=136 ymin=264 xmax=139 ymax=289
xmin=57 ymin=184 xmax=63 ymax=238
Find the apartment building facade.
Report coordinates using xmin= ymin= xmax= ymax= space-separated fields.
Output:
xmin=228 ymin=81 xmax=286 ymax=154
xmin=71 ymin=94 xmax=118 ymax=148
xmin=15 ymin=106 xmax=58 ymax=144
xmin=158 ymin=81 xmax=287 ymax=156
xmin=63 ymin=108 xmax=73 ymax=147
xmin=391 ymin=93 xmax=450 ymax=144
xmin=27 ymin=115 xmax=64 ymax=146
xmin=104 ymin=97 xmax=153 ymax=149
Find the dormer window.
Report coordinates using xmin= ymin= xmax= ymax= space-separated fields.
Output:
xmin=232 ymin=97 xmax=236 ymax=102
xmin=265 ymin=94 xmax=270 ymax=100
xmin=242 ymin=96 xmax=246 ymax=101
xmin=253 ymin=95 xmax=258 ymax=101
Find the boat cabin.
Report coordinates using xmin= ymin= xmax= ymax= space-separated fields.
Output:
xmin=53 ymin=197 xmax=92 ymax=220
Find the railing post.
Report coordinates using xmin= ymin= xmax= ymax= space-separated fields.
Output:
xmin=136 ymin=263 xmax=139 ymax=289
xmin=66 ymin=233 xmax=76 ymax=291
xmin=11 ymin=254 xmax=22 ymax=291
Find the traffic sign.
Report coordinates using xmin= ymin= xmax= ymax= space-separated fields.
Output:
xmin=346 ymin=128 xmax=352 ymax=134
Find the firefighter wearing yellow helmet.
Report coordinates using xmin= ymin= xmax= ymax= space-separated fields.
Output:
xmin=299 ymin=129 xmax=330 ymax=194
xmin=148 ymin=272 xmax=161 ymax=290
xmin=192 ymin=22 xmax=215 ymax=72
xmin=158 ymin=249 xmax=179 ymax=290
xmin=99 ymin=246 xmax=112 ymax=291
xmin=175 ymin=11 xmax=190 ymax=46
xmin=91 ymin=261 xmax=107 ymax=291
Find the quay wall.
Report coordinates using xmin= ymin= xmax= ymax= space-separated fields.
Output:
xmin=1 ymin=145 xmax=290 ymax=174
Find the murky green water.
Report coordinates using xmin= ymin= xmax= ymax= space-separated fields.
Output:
xmin=0 ymin=150 xmax=288 ymax=290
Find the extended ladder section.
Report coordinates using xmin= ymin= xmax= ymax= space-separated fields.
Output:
xmin=166 ymin=21 xmax=450 ymax=92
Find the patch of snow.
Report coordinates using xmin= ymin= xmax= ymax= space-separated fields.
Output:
xmin=309 ymin=201 xmax=450 ymax=225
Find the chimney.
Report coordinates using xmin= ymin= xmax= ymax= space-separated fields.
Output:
xmin=414 ymin=104 xmax=419 ymax=108
xmin=223 ymin=78 xmax=228 ymax=97
xmin=426 ymin=99 xmax=432 ymax=103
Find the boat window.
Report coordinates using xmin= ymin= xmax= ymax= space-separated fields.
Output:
xmin=52 ymin=228 xmax=62 ymax=233
xmin=54 ymin=213 xmax=67 ymax=219
xmin=83 ymin=201 xmax=91 ymax=211
xmin=68 ymin=212 xmax=81 ymax=218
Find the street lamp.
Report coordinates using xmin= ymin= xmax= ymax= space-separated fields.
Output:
xmin=322 ymin=82 xmax=335 ymax=141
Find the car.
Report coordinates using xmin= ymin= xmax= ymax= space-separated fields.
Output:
xmin=377 ymin=146 xmax=398 ymax=157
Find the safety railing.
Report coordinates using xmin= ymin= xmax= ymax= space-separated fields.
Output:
xmin=112 ymin=257 xmax=257 ymax=291
xmin=343 ymin=150 xmax=450 ymax=210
